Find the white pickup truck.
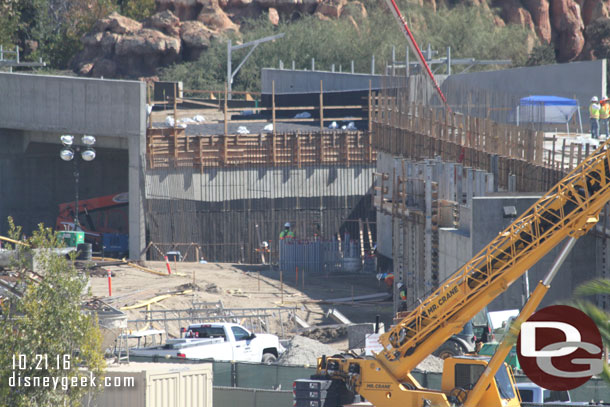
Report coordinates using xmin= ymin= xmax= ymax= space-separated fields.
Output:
xmin=515 ymin=382 xmax=586 ymax=405
xmin=129 ymin=323 xmax=284 ymax=363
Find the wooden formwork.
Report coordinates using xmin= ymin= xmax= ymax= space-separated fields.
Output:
xmin=147 ymin=128 xmax=375 ymax=169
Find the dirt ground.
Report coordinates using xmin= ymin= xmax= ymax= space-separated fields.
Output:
xmin=88 ymin=261 xmax=392 ymax=349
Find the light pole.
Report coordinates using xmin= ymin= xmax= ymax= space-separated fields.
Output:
xmin=59 ymin=134 xmax=97 ymax=230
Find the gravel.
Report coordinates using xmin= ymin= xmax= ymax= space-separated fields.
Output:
xmin=278 ymin=335 xmax=341 ymax=366
xmin=415 ymin=355 xmax=444 ymax=373
xmin=277 ymin=335 xmax=444 ymax=372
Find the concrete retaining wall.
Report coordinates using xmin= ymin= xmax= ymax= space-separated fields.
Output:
xmin=441 ymin=60 xmax=607 ymax=125
xmin=0 ymin=72 xmax=144 ymax=137
xmin=0 ymin=73 xmax=146 ymax=259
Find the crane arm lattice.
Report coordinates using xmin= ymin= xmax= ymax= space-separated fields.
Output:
xmin=377 ymin=143 xmax=610 ymax=381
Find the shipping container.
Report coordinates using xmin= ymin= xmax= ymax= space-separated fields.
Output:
xmin=85 ymin=363 xmax=212 ymax=407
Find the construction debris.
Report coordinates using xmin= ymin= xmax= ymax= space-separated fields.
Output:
xmin=278 ymin=335 xmax=340 ymax=366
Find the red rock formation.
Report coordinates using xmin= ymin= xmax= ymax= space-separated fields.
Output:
xmin=550 ymin=0 xmax=585 ymax=61
xmin=268 ymin=7 xmax=280 ymax=25
xmin=147 ymin=10 xmax=181 ymax=37
xmin=340 ymin=1 xmax=367 ymax=20
xmin=92 ymin=12 xmax=142 ymax=34
xmin=581 ymin=0 xmax=609 ymax=25
xmin=180 ymin=21 xmax=214 ymax=60
xmin=315 ymin=0 xmax=347 ymax=18
xmin=197 ymin=0 xmax=239 ymax=31
xmin=156 ymin=0 xmax=206 ymax=21
xmin=522 ymin=0 xmax=552 ymax=43
xmin=495 ymin=0 xmax=536 ymax=33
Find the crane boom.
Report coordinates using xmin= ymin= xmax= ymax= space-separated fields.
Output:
xmin=382 ymin=0 xmax=449 ymax=109
xmin=377 ymin=143 xmax=610 ymax=381
xmin=309 ymin=143 xmax=610 ymax=407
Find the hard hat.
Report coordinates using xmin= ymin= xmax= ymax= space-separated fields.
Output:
xmin=592 ymin=96 xmax=599 ymax=102
xmin=262 ymin=241 xmax=269 ymax=247
xmin=284 ymin=222 xmax=291 ymax=228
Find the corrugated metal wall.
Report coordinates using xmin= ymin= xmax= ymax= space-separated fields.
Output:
xmin=145 ymin=163 xmax=375 ymax=262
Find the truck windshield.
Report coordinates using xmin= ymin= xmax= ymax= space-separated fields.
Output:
xmin=543 ymin=390 xmax=569 ymax=402
xmin=494 ymin=367 xmax=515 ymax=400
xmin=188 ymin=326 xmax=226 ymax=340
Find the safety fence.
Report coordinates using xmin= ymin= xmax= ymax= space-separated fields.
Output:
xmin=129 ymin=306 xmax=298 ymax=338
xmin=279 ymin=235 xmax=377 ymax=274
xmin=126 ymin=356 xmax=610 ymax=404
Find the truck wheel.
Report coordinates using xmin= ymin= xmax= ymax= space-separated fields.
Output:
xmin=435 ymin=341 xmax=464 ymax=359
xmin=262 ymin=353 xmax=277 ymax=364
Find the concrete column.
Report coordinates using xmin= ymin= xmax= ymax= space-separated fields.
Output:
xmin=129 ymin=83 xmax=147 ymax=260
xmin=424 ymin=164 xmax=433 ymax=289
xmin=455 ymin=164 xmax=463 ymax=205
xmin=445 ymin=163 xmax=455 ymax=202
xmin=490 ymin=154 xmax=499 ymax=192
xmin=508 ymin=174 xmax=517 ymax=192
xmin=474 ymin=170 xmax=486 ymax=197
xmin=485 ymin=172 xmax=494 ymax=193
xmin=466 ymin=168 xmax=474 ymax=207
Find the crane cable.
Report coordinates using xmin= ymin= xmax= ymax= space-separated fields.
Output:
xmin=382 ymin=0 xmax=473 ymax=161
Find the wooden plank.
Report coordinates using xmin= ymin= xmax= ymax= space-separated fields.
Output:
xmin=319 ymin=80 xmax=324 ymax=131
xmin=224 ymin=82 xmax=228 ymax=137
xmin=272 ymin=80 xmax=276 ymax=136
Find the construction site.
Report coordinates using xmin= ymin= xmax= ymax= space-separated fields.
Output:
xmin=2 ymin=12 xmax=610 ymax=407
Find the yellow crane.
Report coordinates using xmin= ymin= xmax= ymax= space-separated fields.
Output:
xmin=309 ymin=142 xmax=610 ymax=407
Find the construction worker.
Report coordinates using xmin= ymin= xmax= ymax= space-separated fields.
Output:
xmin=279 ymin=222 xmax=295 ymax=240
xmin=590 ymin=96 xmax=601 ymax=139
xmin=601 ymin=96 xmax=610 ymax=139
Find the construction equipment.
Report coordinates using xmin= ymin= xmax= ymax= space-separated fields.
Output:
xmin=56 ymin=192 xmax=128 ymax=256
xmin=305 ymin=140 xmax=610 ymax=407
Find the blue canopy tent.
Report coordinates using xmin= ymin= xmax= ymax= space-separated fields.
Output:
xmin=517 ymin=95 xmax=583 ymax=134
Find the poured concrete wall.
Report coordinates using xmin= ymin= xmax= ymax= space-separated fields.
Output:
xmin=441 ymin=60 xmax=606 ymax=125
xmin=0 ymin=73 xmax=143 ymax=137
xmin=0 ymin=135 xmax=128 ymax=234
xmin=146 ymin=165 xmax=373 ymax=201
xmin=0 ymin=73 xmax=146 ymax=259
xmin=145 ymin=164 xmax=375 ymax=262
xmin=468 ymin=196 xmax=597 ymax=311
xmin=261 ymin=69 xmax=383 ymax=95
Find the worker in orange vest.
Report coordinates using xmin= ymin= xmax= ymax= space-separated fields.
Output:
xmin=600 ymin=96 xmax=610 ymax=139
xmin=590 ymin=96 xmax=601 ymax=139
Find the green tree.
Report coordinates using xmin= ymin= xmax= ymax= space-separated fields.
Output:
xmin=0 ymin=218 xmax=105 ymax=406
xmin=120 ymin=0 xmax=155 ymax=21
xmin=525 ymin=44 xmax=557 ymax=66
xmin=572 ymin=279 xmax=610 ymax=383
xmin=160 ymin=3 xmax=531 ymax=91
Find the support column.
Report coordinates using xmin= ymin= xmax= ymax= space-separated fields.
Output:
xmin=424 ymin=164 xmax=433 ymax=290
xmin=129 ymin=83 xmax=147 ymax=260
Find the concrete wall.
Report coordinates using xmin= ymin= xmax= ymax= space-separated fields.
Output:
xmin=0 ymin=134 xmax=128 ymax=234
xmin=145 ymin=164 xmax=375 ymax=262
xmin=438 ymin=228 xmax=471 ymax=282
xmin=262 ymin=69 xmax=383 ymax=95
xmin=0 ymin=73 xmax=146 ymax=259
xmin=441 ymin=60 xmax=606 ymax=124
xmin=470 ymin=196 xmax=598 ymax=311
xmin=0 ymin=73 xmax=143 ymax=137
xmin=146 ymin=165 xmax=373 ymax=201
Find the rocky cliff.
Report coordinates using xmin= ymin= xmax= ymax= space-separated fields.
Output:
xmin=72 ymin=0 xmax=610 ymax=78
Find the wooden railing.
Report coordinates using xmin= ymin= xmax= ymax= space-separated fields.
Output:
xmin=371 ymin=95 xmax=545 ymax=165
xmin=147 ymin=128 xmax=375 ymax=169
